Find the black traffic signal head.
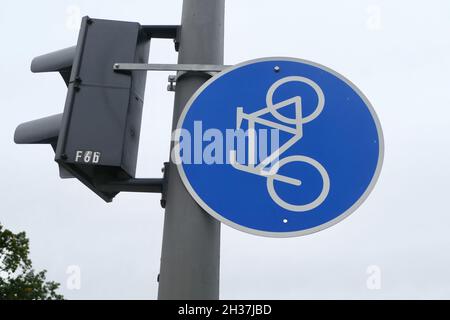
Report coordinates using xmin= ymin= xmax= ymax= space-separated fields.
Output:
xmin=15 ymin=16 xmax=151 ymax=202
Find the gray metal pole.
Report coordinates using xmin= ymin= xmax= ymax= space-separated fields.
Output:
xmin=158 ymin=0 xmax=224 ymax=300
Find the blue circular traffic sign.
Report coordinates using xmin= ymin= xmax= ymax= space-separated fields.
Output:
xmin=175 ymin=57 xmax=383 ymax=237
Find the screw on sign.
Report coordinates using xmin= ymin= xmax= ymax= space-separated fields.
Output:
xmin=175 ymin=57 xmax=384 ymax=237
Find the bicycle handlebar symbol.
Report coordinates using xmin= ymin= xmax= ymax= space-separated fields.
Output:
xmin=229 ymin=76 xmax=330 ymax=212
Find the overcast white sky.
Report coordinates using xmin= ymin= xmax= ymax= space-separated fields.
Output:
xmin=1 ymin=0 xmax=450 ymax=299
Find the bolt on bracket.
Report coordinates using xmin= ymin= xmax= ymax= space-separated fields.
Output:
xmin=167 ymin=75 xmax=177 ymax=92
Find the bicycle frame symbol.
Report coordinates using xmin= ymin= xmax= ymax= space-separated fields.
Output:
xmin=230 ymin=76 xmax=330 ymax=212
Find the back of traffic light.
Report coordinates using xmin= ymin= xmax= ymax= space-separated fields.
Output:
xmin=15 ymin=16 xmax=179 ymax=202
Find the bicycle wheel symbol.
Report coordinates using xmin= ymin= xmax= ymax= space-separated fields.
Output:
xmin=266 ymin=155 xmax=330 ymax=212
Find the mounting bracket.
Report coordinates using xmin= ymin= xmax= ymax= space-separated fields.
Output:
xmin=96 ymin=162 xmax=170 ymax=208
xmin=113 ymin=63 xmax=230 ymax=73
xmin=141 ymin=25 xmax=181 ymax=51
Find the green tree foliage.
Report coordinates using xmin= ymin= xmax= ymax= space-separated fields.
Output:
xmin=0 ymin=223 xmax=63 ymax=300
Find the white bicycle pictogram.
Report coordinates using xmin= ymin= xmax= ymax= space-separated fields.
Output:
xmin=229 ymin=76 xmax=330 ymax=212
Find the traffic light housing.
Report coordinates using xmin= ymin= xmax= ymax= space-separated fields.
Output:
xmin=15 ymin=17 xmax=152 ymax=202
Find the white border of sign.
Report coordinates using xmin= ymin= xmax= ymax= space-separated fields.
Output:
xmin=175 ymin=57 xmax=384 ymax=238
